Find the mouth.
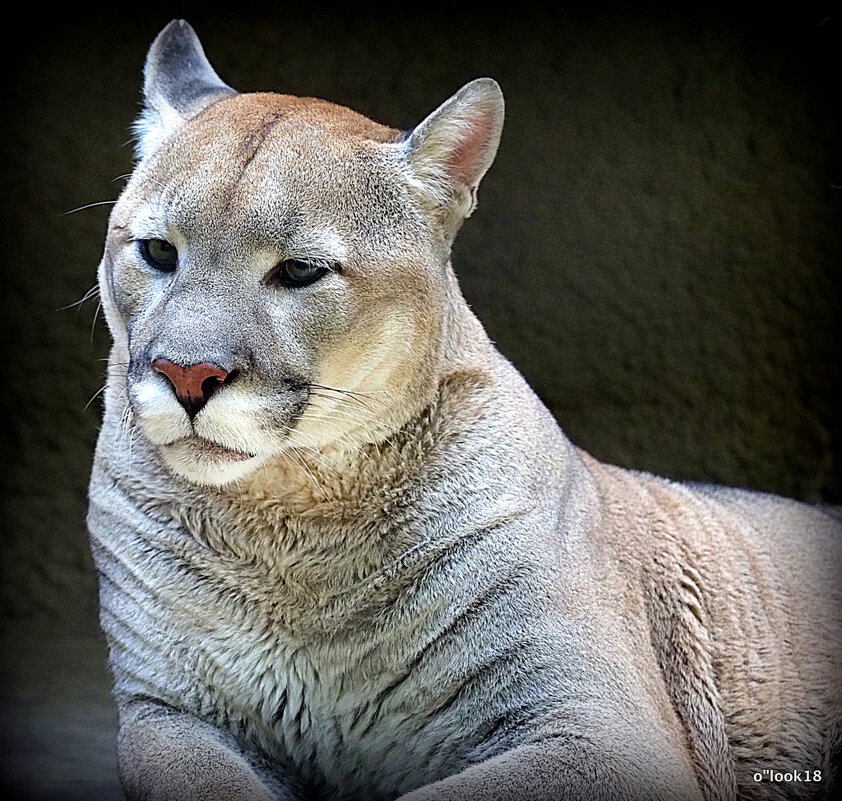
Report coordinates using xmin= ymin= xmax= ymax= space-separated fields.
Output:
xmin=164 ymin=436 xmax=255 ymax=463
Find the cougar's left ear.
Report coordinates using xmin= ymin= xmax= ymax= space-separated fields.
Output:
xmin=134 ymin=19 xmax=236 ymax=160
xmin=399 ymin=78 xmax=504 ymax=235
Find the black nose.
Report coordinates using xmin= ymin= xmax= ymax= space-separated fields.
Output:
xmin=152 ymin=358 xmax=231 ymax=418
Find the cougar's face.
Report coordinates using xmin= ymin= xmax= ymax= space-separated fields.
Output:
xmin=102 ymin=95 xmax=442 ymax=485
xmin=97 ymin=21 xmax=502 ymax=487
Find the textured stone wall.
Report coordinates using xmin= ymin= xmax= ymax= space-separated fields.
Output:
xmin=2 ymin=4 xmax=839 ymax=628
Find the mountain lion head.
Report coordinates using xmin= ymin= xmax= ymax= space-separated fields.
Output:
xmin=99 ymin=20 xmax=503 ymax=486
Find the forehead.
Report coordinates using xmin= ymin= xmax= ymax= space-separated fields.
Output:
xmin=125 ymin=93 xmax=422 ymax=251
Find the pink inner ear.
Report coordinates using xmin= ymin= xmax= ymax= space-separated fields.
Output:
xmin=447 ymin=109 xmax=496 ymax=188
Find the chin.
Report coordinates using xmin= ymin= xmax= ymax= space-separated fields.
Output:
xmin=159 ymin=437 xmax=266 ymax=487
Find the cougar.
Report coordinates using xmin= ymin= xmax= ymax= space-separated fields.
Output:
xmin=87 ymin=19 xmax=842 ymax=801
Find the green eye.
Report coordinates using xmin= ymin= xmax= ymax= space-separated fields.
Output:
xmin=139 ymin=238 xmax=178 ymax=271
xmin=272 ymin=259 xmax=330 ymax=288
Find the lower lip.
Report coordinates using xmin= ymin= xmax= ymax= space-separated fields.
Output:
xmin=171 ymin=437 xmax=254 ymax=462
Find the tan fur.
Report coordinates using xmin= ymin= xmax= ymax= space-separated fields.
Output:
xmin=88 ymin=21 xmax=842 ymax=801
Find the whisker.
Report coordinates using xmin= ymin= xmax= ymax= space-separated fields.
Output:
xmin=308 ymin=382 xmax=388 ymax=398
xmin=284 ymin=417 xmax=375 ymax=466
xmin=307 ymin=384 xmax=373 ymax=409
xmin=304 ymin=397 xmax=389 ymax=434
xmin=113 ymin=172 xmax=166 ymax=190
xmin=57 ymin=284 xmax=99 ymax=312
xmin=286 ymin=446 xmax=324 ymax=495
xmin=298 ymin=408 xmax=365 ymax=430
xmin=300 ymin=404 xmax=393 ymax=449
xmin=322 ymin=429 xmax=374 ymax=462
xmin=290 ymin=442 xmax=339 ymax=474
xmin=284 ymin=425 xmax=328 ymax=453
xmin=90 ymin=299 xmax=103 ymax=341
xmin=281 ymin=427 xmax=340 ymax=473
xmin=309 ymin=393 xmax=391 ymax=427
xmin=84 ymin=384 xmax=107 ymax=411
xmin=61 ymin=200 xmax=117 ymax=216
xmin=298 ymin=409 xmax=364 ymax=428
xmin=306 ymin=392 xmax=378 ymax=418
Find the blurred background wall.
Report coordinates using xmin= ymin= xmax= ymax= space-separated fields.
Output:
xmin=1 ymin=2 xmax=839 ymax=798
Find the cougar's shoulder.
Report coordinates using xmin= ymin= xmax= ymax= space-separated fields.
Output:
xmin=582 ymin=456 xmax=842 ymax=797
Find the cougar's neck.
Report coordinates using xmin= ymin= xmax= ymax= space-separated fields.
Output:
xmin=439 ymin=263 xmax=493 ymax=373
xmin=98 ymin=270 xmax=576 ymax=603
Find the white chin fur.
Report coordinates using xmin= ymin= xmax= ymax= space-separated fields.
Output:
xmin=159 ymin=441 xmax=269 ymax=487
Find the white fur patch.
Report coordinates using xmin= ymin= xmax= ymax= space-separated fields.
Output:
xmin=133 ymin=378 xmax=283 ymax=486
xmin=194 ymin=388 xmax=269 ymax=456
xmin=133 ymin=378 xmax=192 ymax=445
xmin=158 ymin=442 xmax=265 ymax=487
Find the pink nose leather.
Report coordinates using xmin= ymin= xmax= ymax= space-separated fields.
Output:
xmin=152 ymin=358 xmax=229 ymax=417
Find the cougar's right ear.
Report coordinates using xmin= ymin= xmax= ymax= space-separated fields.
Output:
xmin=395 ymin=78 xmax=504 ymax=241
xmin=134 ymin=20 xmax=236 ymax=160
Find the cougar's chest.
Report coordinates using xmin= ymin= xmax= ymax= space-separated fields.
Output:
xmin=158 ymin=521 xmax=468 ymax=801
xmin=172 ymin=590 xmax=458 ymax=800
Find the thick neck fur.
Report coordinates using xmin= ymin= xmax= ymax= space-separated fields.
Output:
xmin=97 ymin=265 xmax=566 ymax=625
